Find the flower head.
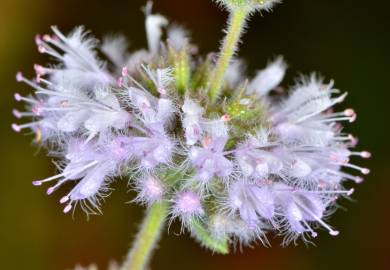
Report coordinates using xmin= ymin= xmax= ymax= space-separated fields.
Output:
xmin=12 ymin=0 xmax=370 ymax=252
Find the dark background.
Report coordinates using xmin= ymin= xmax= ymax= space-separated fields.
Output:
xmin=0 ymin=0 xmax=389 ymax=269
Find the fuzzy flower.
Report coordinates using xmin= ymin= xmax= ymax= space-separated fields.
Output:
xmin=247 ymin=56 xmax=286 ymax=96
xmin=171 ymin=190 xmax=204 ymax=224
xmin=189 ymin=135 xmax=233 ymax=183
xmin=271 ymin=182 xmax=352 ymax=242
xmin=271 ymin=75 xmax=350 ymax=145
xmin=235 ymin=130 xmax=282 ymax=178
xmin=228 ymin=180 xmax=275 ymax=226
xmin=182 ymin=98 xmax=204 ymax=145
xmin=35 ymin=26 xmax=114 ymax=89
xmin=33 ymin=134 xmax=133 ymax=214
xmin=13 ymin=62 xmax=131 ymax=143
xmin=134 ymin=174 xmax=165 ymax=205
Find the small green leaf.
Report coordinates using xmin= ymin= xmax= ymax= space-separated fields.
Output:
xmin=189 ymin=218 xmax=229 ymax=254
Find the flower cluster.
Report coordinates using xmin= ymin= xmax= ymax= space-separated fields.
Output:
xmin=13 ymin=2 xmax=369 ymax=250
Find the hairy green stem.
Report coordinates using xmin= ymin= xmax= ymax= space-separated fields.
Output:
xmin=208 ymin=6 xmax=250 ymax=102
xmin=121 ymin=202 xmax=168 ymax=270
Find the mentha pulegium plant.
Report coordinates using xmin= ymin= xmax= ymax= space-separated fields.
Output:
xmin=12 ymin=0 xmax=371 ymax=269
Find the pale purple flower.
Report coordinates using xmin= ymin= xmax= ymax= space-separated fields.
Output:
xmin=127 ymin=86 xmax=175 ymax=126
xmin=35 ymin=26 xmax=113 ymax=90
xmin=228 ymin=180 xmax=275 ymax=226
xmin=189 ymin=136 xmax=233 ymax=182
xmin=247 ymin=56 xmax=287 ymax=96
xmin=13 ymin=71 xmax=131 ymax=143
xmin=134 ymin=175 xmax=165 ymax=205
xmin=271 ymin=75 xmax=350 ymax=145
xmin=171 ymin=190 xmax=204 ymax=223
xmin=182 ymin=98 xmax=204 ymax=145
xmin=286 ymin=145 xmax=369 ymax=185
xmin=235 ymin=131 xmax=282 ymax=178
xmin=130 ymin=129 xmax=174 ymax=169
xmin=32 ymin=134 xmax=133 ymax=214
xmin=272 ymin=183 xmax=351 ymax=240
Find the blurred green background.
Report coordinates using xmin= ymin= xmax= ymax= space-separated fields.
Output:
xmin=0 ymin=0 xmax=389 ymax=269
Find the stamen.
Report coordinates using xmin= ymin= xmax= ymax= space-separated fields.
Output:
xmin=35 ymin=34 xmax=42 ymax=46
xmin=14 ymin=93 xmax=38 ymax=104
xmin=327 ymin=169 xmax=364 ymax=183
xmin=361 ymin=151 xmax=371 ymax=158
xmin=341 ymin=108 xmax=351 ymax=115
xmin=333 ymin=135 xmax=352 ymax=142
xmin=63 ymin=204 xmax=73 ymax=214
xmin=307 ymin=188 xmax=354 ymax=196
xmin=47 ymin=186 xmax=55 ymax=195
xmin=275 ymin=187 xmax=354 ymax=197
xmin=46 ymin=178 xmax=70 ymax=196
xmin=11 ymin=122 xmax=39 ymax=132
xmin=38 ymin=45 xmax=46 ymax=53
xmin=34 ymin=64 xmax=45 ymax=76
xmin=348 ymin=135 xmax=358 ymax=146
xmin=42 ymin=34 xmax=52 ymax=42
xmin=37 ymin=77 xmax=53 ymax=86
xmin=60 ymin=196 xmax=69 ymax=204
xmin=294 ymin=199 xmax=339 ymax=236
xmin=38 ymin=43 xmax=64 ymax=60
xmin=14 ymin=93 xmax=22 ymax=101
xmin=15 ymin=72 xmax=48 ymax=92
xmin=37 ymin=106 xmax=75 ymax=113
xmin=33 ymin=172 xmax=67 ymax=185
xmin=16 ymin=71 xmax=23 ymax=82
xmin=318 ymin=116 xmax=355 ymax=123
xmin=355 ymin=176 xmax=364 ymax=183
xmin=302 ymin=220 xmax=317 ymax=238
xmin=348 ymin=150 xmax=371 ymax=159
xmin=333 ymin=162 xmax=370 ymax=175
xmin=12 ymin=109 xmax=22 ymax=119
xmin=294 ymin=93 xmax=348 ymax=124
xmin=122 ymin=66 xmax=129 ymax=77
xmin=35 ymin=89 xmax=81 ymax=100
